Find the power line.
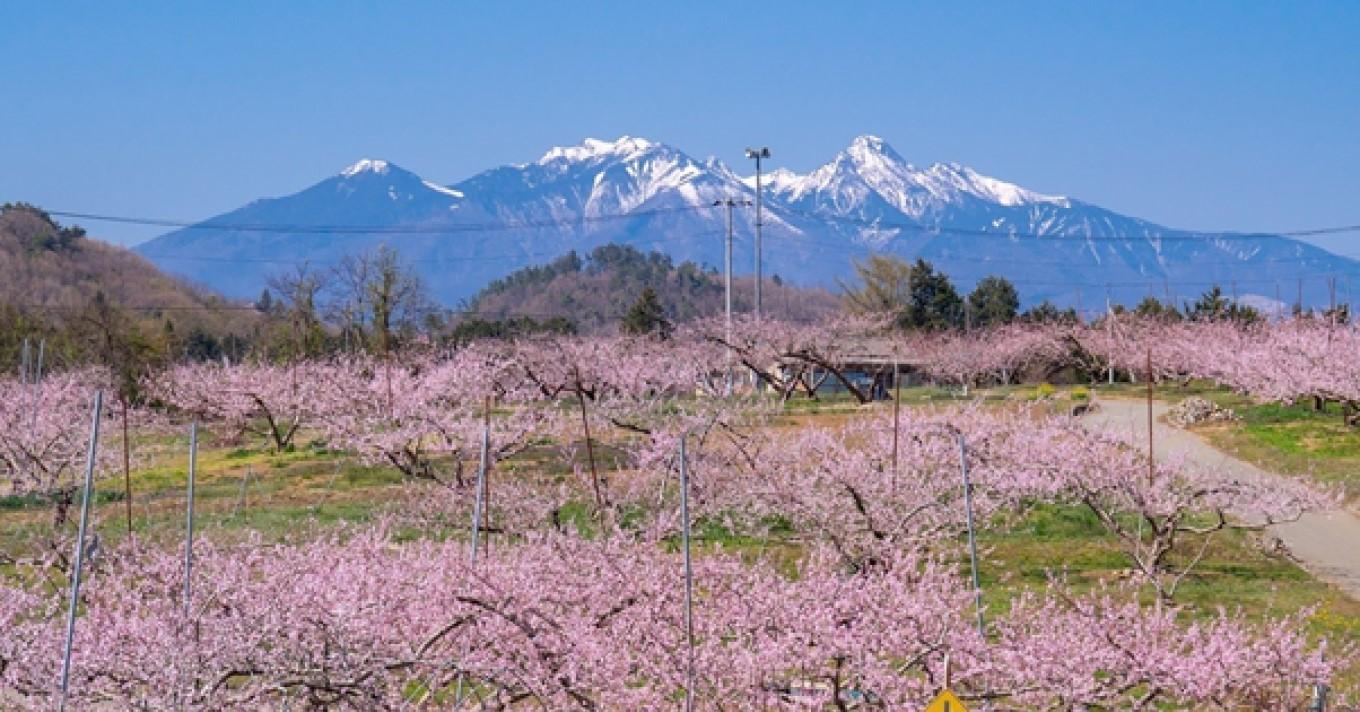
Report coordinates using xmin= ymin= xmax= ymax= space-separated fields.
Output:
xmin=759 ymin=230 xmax=1356 ymax=268
xmin=137 ymin=231 xmax=724 ymax=266
xmin=777 ymin=206 xmax=1360 ymax=242
xmin=45 ymin=205 xmax=720 ymax=235
xmin=43 ymin=205 xmax=1360 ymax=243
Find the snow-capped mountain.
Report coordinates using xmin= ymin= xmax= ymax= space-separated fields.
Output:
xmin=136 ymin=135 xmax=1356 ymax=309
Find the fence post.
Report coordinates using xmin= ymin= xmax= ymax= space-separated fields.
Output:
xmin=679 ymin=433 xmax=696 ymax=712
xmin=58 ymin=390 xmax=103 ymax=712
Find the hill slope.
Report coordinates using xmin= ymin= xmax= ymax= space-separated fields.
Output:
xmin=1 ymin=204 xmax=255 ymax=369
xmin=463 ymin=244 xmax=841 ymax=331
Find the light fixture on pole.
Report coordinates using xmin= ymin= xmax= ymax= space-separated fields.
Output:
xmin=744 ymin=147 xmax=771 ymax=319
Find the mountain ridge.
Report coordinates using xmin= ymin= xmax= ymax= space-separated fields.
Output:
xmin=136 ymin=135 xmax=1357 ymax=310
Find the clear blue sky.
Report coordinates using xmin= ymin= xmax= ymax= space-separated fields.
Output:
xmin=3 ymin=2 xmax=1358 ymax=253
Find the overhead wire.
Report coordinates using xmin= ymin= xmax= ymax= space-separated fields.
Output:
xmin=44 ymin=204 xmax=720 ymax=235
xmin=17 ymin=203 xmax=1360 ymax=312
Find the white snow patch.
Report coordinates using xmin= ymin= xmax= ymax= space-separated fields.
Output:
xmin=743 ymin=167 xmax=805 ymax=193
xmin=341 ymin=159 xmax=390 ymax=177
xmin=539 ymin=135 xmax=658 ymax=164
xmin=422 ymin=180 xmax=464 ymax=198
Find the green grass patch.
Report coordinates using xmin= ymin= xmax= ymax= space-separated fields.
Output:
xmin=978 ymin=503 xmax=1360 ymax=643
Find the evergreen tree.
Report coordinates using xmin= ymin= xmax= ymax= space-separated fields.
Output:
xmin=1134 ymin=296 xmax=1182 ymax=321
xmin=1020 ymin=300 xmax=1080 ymax=324
xmin=967 ymin=275 xmax=1020 ymax=328
xmin=899 ymin=259 xmax=964 ymax=331
xmin=621 ymin=287 xmax=672 ymax=339
xmin=1186 ymin=285 xmax=1260 ymax=323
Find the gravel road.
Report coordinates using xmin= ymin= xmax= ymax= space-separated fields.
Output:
xmin=1082 ymin=398 xmax=1360 ymax=600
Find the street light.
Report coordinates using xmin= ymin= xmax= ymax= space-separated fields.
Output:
xmin=745 ymin=147 xmax=771 ymax=319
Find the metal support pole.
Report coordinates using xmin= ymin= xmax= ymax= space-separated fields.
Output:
xmin=1312 ymin=682 xmax=1329 ymax=711
xmin=714 ymin=197 xmax=751 ymax=396
xmin=679 ymin=434 xmax=697 ymax=712
xmin=745 ymin=147 xmax=770 ymax=319
xmin=233 ymin=467 xmax=252 ymax=518
xmin=59 ymin=390 xmax=103 ymax=712
xmin=1106 ymin=300 xmax=1115 ymax=385
xmin=122 ymin=398 xmax=134 ymax=535
xmin=455 ymin=399 xmax=494 ymax=709
xmin=470 ymin=397 xmax=491 ymax=563
xmin=891 ymin=360 xmax=901 ymax=490
xmin=720 ymin=199 xmax=735 ymax=395
xmin=754 ymin=156 xmax=763 ymax=320
xmin=183 ymin=422 xmax=198 ymax=617
xmin=956 ymin=434 xmax=985 ymax=637
xmin=1146 ymin=347 xmax=1154 ymax=484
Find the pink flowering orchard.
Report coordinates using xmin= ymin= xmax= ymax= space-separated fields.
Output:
xmin=0 ymin=370 xmax=127 ymax=538
xmin=147 ymin=361 xmax=322 ymax=452
xmin=0 ymin=532 xmax=1346 ymax=710
xmin=0 ymin=319 xmax=1353 ymax=708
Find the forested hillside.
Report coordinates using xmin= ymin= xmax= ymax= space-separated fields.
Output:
xmin=0 ymin=203 xmax=257 ymax=375
xmin=463 ymin=244 xmax=842 ymax=332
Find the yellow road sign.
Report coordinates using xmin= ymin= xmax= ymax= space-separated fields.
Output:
xmin=923 ymin=688 xmax=969 ymax=712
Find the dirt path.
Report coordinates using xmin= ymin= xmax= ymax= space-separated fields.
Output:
xmin=1082 ymin=398 xmax=1360 ymax=600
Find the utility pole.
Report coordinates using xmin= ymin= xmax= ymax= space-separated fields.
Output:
xmin=745 ymin=147 xmax=771 ymax=319
xmin=1327 ymin=277 xmax=1338 ymax=323
xmin=1106 ymin=297 xmax=1115 ymax=385
xmin=1146 ymin=346 xmax=1155 ymax=485
xmin=714 ymin=198 xmax=751 ymax=396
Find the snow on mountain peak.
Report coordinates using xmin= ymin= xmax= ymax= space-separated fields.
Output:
xmin=847 ymin=134 xmax=901 ymax=161
xmin=538 ymin=135 xmax=659 ymax=164
xmin=925 ymin=162 xmax=1067 ymax=207
xmin=773 ymin=136 xmax=1071 ymax=218
xmin=340 ymin=158 xmax=391 ymax=177
xmin=742 ymin=167 xmax=805 ymax=192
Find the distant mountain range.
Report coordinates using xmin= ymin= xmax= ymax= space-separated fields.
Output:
xmin=136 ymin=135 xmax=1357 ymax=311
